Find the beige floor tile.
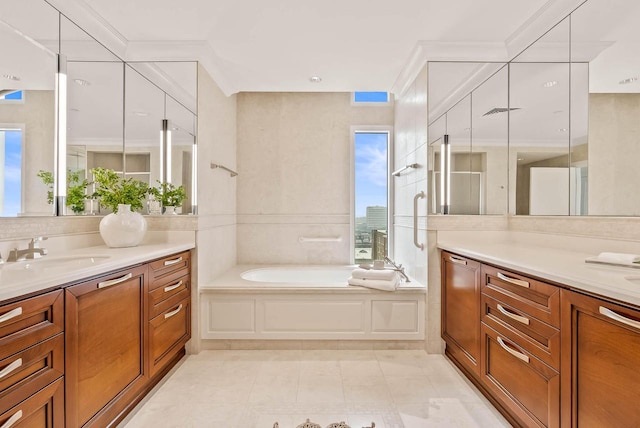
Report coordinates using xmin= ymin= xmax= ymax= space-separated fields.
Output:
xmin=249 ymin=374 xmax=299 ymax=403
xmin=343 ymin=382 xmax=392 ymax=403
xmin=297 ymin=375 xmax=345 ymax=403
xmin=385 ymin=375 xmax=440 ymax=404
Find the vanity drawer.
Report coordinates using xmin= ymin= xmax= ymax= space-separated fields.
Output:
xmin=0 ymin=334 xmax=64 ymax=414
xmin=481 ymin=323 xmax=560 ymax=428
xmin=482 ymin=294 xmax=560 ymax=369
xmin=482 ymin=265 xmax=560 ymax=328
xmin=148 ymin=297 xmax=190 ymax=377
xmin=0 ymin=377 xmax=64 ymax=428
xmin=149 ymin=273 xmax=190 ymax=319
xmin=148 ymin=251 xmax=190 ymax=283
xmin=0 ymin=291 xmax=64 ymax=361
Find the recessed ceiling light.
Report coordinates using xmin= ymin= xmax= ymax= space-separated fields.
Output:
xmin=543 ymin=81 xmax=558 ymax=88
xmin=309 ymin=76 xmax=322 ymax=83
xmin=3 ymin=74 xmax=20 ymax=81
xmin=559 ymin=128 xmax=568 ymax=132
xmin=73 ymin=78 xmax=91 ymax=86
xmin=69 ymin=108 xmax=80 ymax=112
xmin=517 ymin=158 xmax=524 ymax=161
xmin=132 ymin=111 xmax=149 ymax=117
xmin=552 ymin=110 xmax=564 ymax=114
xmin=619 ymin=77 xmax=638 ymax=85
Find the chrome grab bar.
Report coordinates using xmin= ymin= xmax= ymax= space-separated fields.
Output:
xmin=392 ymin=163 xmax=419 ymax=177
xmin=413 ymin=191 xmax=425 ymax=250
xmin=210 ymin=162 xmax=238 ymax=177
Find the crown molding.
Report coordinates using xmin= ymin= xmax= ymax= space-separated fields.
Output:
xmin=44 ymin=0 xmax=236 ymax=96
xmin=124 ymin=41 xmax=237 ymax=96
xmin=391 ymin=0 xmax=587 ymax=99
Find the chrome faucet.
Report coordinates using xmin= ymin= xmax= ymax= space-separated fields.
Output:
xmin=7 ymin=237 xmax=48 ymax=262
xmin=383 ymin=256 xmax=410 ymax=282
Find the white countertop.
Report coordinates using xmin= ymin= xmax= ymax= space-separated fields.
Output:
xmin=437 ymin=231 xmax=640 ymax=308
xmin=0 ymin=240 xmax=194 ymax=302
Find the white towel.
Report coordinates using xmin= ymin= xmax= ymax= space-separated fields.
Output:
xmin=348 ymin=275 xmax=398 ymax=291
xmin=351 ymin=268 xmax=398 ymax=281
xmin=595 ymin=252 xmax=640 ymax=264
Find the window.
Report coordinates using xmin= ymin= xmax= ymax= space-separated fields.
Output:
xmin=353 ymin=131 xmax=390 ymax=263
xmin=1 ymin=129 xmax=22 ymax=216
xmin=0 ymin=90 xmax=23 ymax=101
xmin=353 ymin=91 xmax=389 ymax=104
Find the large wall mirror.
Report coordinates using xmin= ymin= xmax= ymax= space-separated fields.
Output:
xmin=427 ymin=62 xmax=509 ymax=215
xmin=427 ymin=0 xmax=640 ymax=217
xmin=0 ymin=0 xmax=59 ymax=216
xmin=0 ymin=0 xmax=197 ymax=217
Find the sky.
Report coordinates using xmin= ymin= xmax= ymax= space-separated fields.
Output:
xmin=355 ymin=132 xmax=388 ymax=217
xmin=2 ymin=130 xmax=22 ymax=216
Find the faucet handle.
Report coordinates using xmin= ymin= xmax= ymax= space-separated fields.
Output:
xmin=29 ymin=236 xmax=48 ymax=248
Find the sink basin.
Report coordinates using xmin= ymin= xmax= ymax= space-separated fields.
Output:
xmin=4 ymin=255 xmax=111 ymax=272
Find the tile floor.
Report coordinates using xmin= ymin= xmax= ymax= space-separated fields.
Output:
xmin=122 ymin=350 xmax=510 ymax=428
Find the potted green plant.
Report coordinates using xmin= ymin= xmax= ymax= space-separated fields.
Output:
xmin=90 ymin=167 xmax=149 ymax=247
xmin=148 ymin=181 xmax=187 ymax=215
xmin=37 ymin=169 xmax=90 ymax=214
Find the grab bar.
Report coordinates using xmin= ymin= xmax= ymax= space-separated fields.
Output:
xmin=392 ymin=163 xmax=419 ymax=177
xmin=413 ymin=191 xmax=425 ymax=250
xmin=298 ymin=236 xmax=342 ymax=243
xmin=210 ymin=162 xmax=238 ymax=177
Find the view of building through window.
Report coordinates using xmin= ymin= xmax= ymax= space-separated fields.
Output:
xmin=354 ymin=131 xmax=388 ymax=263
xmin=353 ymin=91 xmax=389 ymax=103
xmin=0 ymin=129 xmax=22 ymax=216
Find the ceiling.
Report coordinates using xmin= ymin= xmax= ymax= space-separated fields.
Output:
xmin=64 ymin=0 xmax=554 ymax=93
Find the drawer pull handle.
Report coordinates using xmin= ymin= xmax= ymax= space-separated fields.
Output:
xmin=164 ymin=304 xmax=183 ymax=319
xmin=449 ymin=256 xmax=467 ymax=265
xmin=1 ymin=410 xmax=23 ymax=428
xmin=0 ymin=307 xmax=22 ymax=324
xmin=164 ymin=280 xmax=183 ymax=293
xmin=497 ymin=272 xmax=530 ymax=288
xmin=497 ymin=304 xmax=530 ymax=325
xmin=0 ymin=358 xmax=22 ymax=379
xmin=599 ymin=306 xmax=640 ymax=330
xmin=164 ymin=256 xmax=183 ymax=266
xmin=98 ymin=273 xmax=133 ymax=289
xmin=497 ymin=336 xmax=530 ymax=363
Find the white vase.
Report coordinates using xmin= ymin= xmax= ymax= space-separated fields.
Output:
xmin=163 ymin=206 xmax=177 ymax=215
xmin=99 ymin=204 xmax=147 ymax=248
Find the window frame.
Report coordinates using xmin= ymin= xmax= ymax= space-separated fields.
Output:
xmin=351 ymin=92 xmax=392 ymax=107
xmin=350 ymin=125 xmax=394 ymax=264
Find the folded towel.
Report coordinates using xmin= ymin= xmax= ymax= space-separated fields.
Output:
xmin=595 ymin=252 xmax=640 ymax=264
xmin=348 ymin=275 xmax=398 ymax=291
xmin=351 ymin=268 xmax=398 ymax=281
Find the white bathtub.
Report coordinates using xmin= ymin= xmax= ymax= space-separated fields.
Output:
xmin=200 ymin=265 xmax=426 ymax=341
xmin=240 ymin=266 xmax=356 ymax=286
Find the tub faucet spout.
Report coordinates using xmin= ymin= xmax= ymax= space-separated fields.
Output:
xmin=383 ymin=257 xmax=410 ymax=282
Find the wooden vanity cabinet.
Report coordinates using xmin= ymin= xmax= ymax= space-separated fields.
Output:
xmin=0 ymin=290 xmax=65 ymax=428
xmin=65 ymin=265 xmax=149 ymax=428
xmin=441 ymin=251 xmax=481 ymax=376
xmin=561 ymin=289 xmax=640 ymax=427
xmin=147 ymin=251 xmax=191 ymax=377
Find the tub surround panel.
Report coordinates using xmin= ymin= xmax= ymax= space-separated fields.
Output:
xmin=236 ymin=92 xmax=392 ymax=265
xmin=196 ymin=224 xmax=236 ymax=282
xmin=237 ymin=223 xmax=350 ymax=265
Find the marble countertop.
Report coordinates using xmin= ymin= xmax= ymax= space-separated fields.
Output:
xmin=437 ymin=231 xmax=640 ymax=308
xmin=0 ymin=240 xmax=195 ymax=303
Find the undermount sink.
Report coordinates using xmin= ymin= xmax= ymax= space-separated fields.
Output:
xmin=624 ymin=275 xmax=640 ymax=285
xmin=4 ymin=255 xmax=111 ymax=272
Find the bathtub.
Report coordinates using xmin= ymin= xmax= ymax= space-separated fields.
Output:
xmin=200 ymin=265 xmax=426 ymax=341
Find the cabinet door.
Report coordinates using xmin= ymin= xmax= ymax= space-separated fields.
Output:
xmin=441 ymin=251 xmax=481 ymax=375
xmin=0 ymin=377 xmax=64 ymax=428
xmin=561 ymin=290 xmax=640 ymax=427
xmin=65 ymin=266 xmax=148 ymax=428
